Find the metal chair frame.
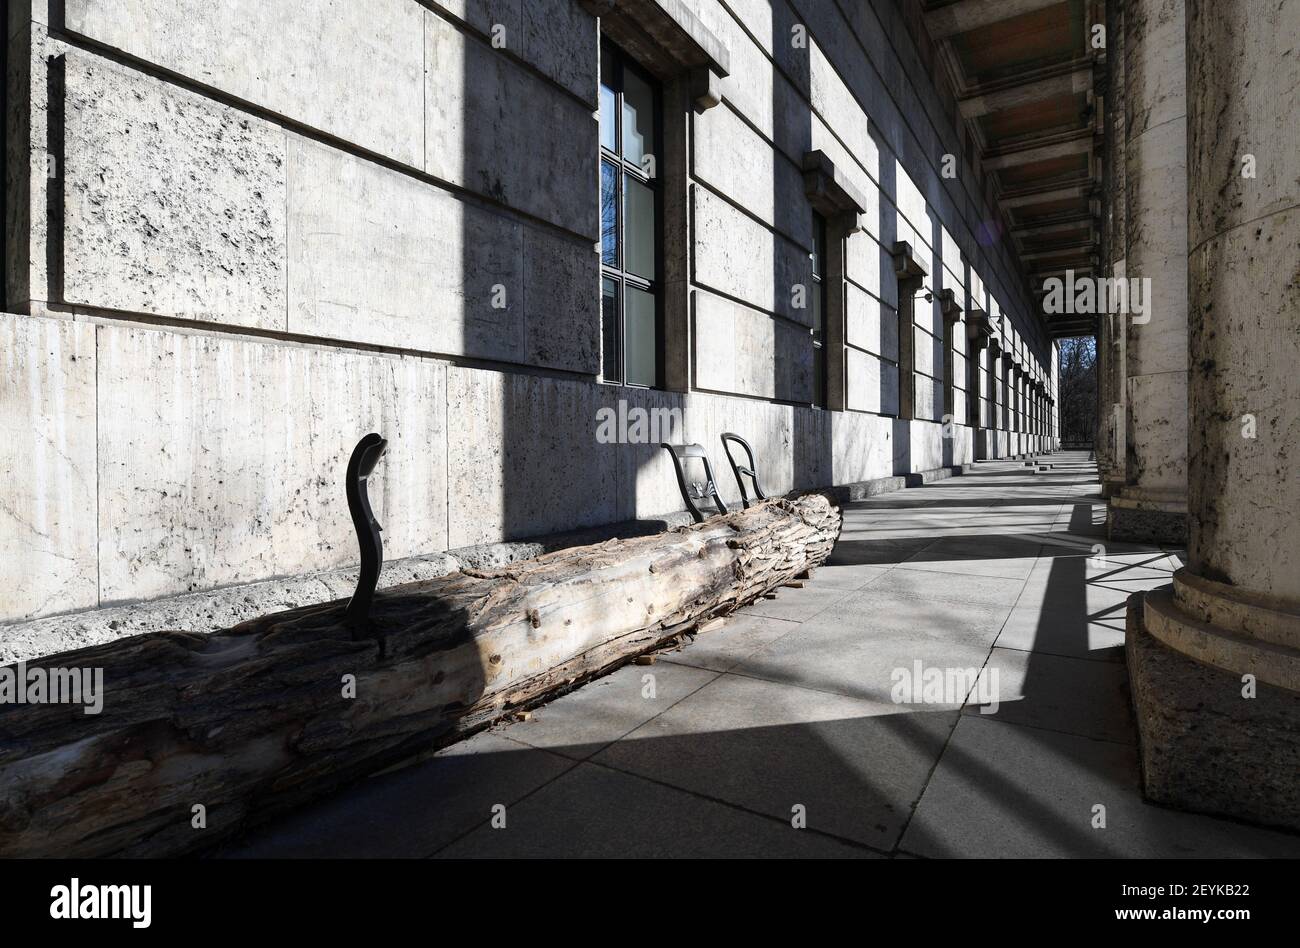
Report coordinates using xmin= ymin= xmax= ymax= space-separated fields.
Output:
xmin=720 ymin=432 xmax=767 ymax=509
xmin=660 ymin=442 xmax=729 ymax=524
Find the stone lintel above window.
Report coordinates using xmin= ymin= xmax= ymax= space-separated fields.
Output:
xmin=582 ymin=0 xmax=729 ymax=111
xmin=938 ymin=288 xmax=963 ymax=324
xmin=890 ymin=241 xmax=929 ymax=281
xmin=802 ymin=150 xmax=866 ymax=229
xmin=966 ymin=304 xmax=993 ymax=349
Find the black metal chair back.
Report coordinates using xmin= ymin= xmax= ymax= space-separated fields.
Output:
xmin=720 ymin=432 xmax=767 ymax=509
xmin=660 ymin=442 xmax=729 ymax=524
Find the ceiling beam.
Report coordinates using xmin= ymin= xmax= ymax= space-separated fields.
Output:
xmin=1019 ymin=241 xmax=1096 ymax=261
xmin=1012 ymin=215 xmax=1095 ymax=238
xmin=1029 ymin=267 xmax=1095 ymax=285
xmin=1000 ymin=181 xmax=1092 ymax=209
xmin=924 ymin=0 xmax=1066 ymax=41
xmin=959 ymin=63 xmax=1093 ymax=119
xmin=1046 ymin=324 xmax=1097 ymax=339
xmin=983 ymin=133 xmax=1093 ymax=170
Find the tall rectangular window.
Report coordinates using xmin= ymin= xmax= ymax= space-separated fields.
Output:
xmin=810 ymin=212 xmax=828 ymax=408
xmin=599 ymin=43 xmax=661 ymax=388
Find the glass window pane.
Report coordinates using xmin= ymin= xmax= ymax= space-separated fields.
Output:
xmin=621 ymin=68 xmax=654 ymax=166
xmin=601 ymin=161 xmax=618 ymax=266
xmin=625 ymin=286 xmax=657 ymax=387
xmin=599 ymin=83 xmax=617 ymax=152
xmin=811 ymin=283 xmax=823 ymax=337
xmin=601 ymin=278 xmax=620 ymax=383
xmin=624 ymin=175 xmax=655 ymax=279
xmin=599 ymin=47 xmax=617 ymax=153
xmin=813 ymin=347 xmax=825 ymax=408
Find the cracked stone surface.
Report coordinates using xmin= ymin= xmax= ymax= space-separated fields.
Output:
xmin=61 ymin=50 xmax=288 ymax=329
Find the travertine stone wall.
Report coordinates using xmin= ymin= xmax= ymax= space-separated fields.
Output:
xmin=0 ymin=0 xmax=1055 ymax=626
xmin=0 ymin=314 xmax=97 ymax=618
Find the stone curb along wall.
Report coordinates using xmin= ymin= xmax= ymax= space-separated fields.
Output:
xmin=1 ymin=0 xmax=1058 ymax=629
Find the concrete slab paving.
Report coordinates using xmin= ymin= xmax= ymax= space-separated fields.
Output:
xmin=967 ymin=646 xmax=1136 ymax=744
xmin=866 ymin=566 xmax=1028 ymax=607
xmin=741 ymin=581 xmax=856 ymax=622
xmin=898 ymin=537 xmax=1041 ymax=580
xmin=434 ymin=762 xmax=879 ymax=858
xmin=808 ymin=562 xmax=892 ymax=590
xmin=660 ymin=612 xmax=802 ymax=673
xmin=505 ymin=661 xmax=719 ymax=760
xmin=993 ymin=557 xmax=1132 ymax=661
xmin=220 ymin=731 xmax=575 ymax=858
xmin=900 ymin=715 xmax=1300 ymax=859
xmin=730 ymin=606 xmax=998 ymax=705
xmin=226 ymin=453 xmax=1300 ymax=858
xmin=592 ymin=672 xmax=958 ymax=851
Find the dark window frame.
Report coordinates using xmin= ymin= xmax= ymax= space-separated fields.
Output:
xmin=599 ymin=41 xmax=664 ymax=389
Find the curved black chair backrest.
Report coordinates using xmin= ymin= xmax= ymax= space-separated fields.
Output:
xmin=720 ymin=432 xmax=767 ymax=509
xmin=660 ymin=442 xmax=729 ymax=524
xmin=345 ymin=433 xmax=387 ymax=630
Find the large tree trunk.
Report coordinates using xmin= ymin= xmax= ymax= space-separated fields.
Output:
xmin=0 ymin=494 xmax=840 ymax=857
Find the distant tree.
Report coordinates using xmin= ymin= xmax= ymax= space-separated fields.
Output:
xmin=1057 ymin=336 xmax=1097 ymax=444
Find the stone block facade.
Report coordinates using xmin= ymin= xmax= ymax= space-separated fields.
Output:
xmin=0 ymin=0 xmax=1059 ymax=627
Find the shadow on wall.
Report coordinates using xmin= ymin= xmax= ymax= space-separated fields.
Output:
xmin=464 ymin=10 xmax=618 ymax=546
xmin=779 ymin=2 xmax=832 ymax=492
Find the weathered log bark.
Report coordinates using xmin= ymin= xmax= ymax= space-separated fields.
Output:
xmin=0 ymin=494 xmax=840 ymax=857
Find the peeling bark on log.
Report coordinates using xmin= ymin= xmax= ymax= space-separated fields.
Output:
xmin=0 ymin=495 xmax=840 ymax=857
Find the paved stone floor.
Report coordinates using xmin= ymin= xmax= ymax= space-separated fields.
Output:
xmin=222 ymin=453 xmax=1300 ymax=858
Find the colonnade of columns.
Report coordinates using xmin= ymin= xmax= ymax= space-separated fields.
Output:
xmin=962 ymin=308 xmax=1058 ymax=460
xmin=1099 ymin=0 xmax=1300 ymax=830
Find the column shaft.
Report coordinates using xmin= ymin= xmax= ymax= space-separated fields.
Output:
xmin=1109 ymin=0 xmax=1188 ymax=542
xmin=1127 ymin=0 xmax=1300 ymax=832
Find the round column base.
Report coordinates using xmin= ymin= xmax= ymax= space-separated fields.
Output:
xmin=1127 ymin=590 xmax=1300 ymax=832
xmin=1107 ymin=489 xmax=1187 ymax=544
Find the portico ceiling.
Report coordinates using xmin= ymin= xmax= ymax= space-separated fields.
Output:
xmin=914 ymin=0 xmax=1105 ymax=339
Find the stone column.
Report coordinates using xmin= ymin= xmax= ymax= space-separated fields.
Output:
xmin=1026 ymin=378 xmax=1034 ymax=450
xmin=987 ymin=337 xmax=1002 ymax=457
xmin=1128 ymin=0 xmax=1300 ymax=831
xmin=1003 ymin=353 xmax=1013 ymax=449
xmin=1017 ymin=365 xmax=1024 ymax=450
xmin=1109 ymin=0 xmax=1188 ymax=542
xmin=891 ymin=242 xmax=928 ymax=422
xmin=966 ymin=306 xmax=992 ymax=459
xmin=1027 ymin=380 xmax=1035 ymax=452
xmin=939 ymin=289 xmax=963 ymax=424
xmin=1034 ymin=381 xmax=1042 ymax=450
xmin=1013 ymin=365 xmax=1022 ymax=445
xmin=1030 ymin=385 xmax=1036 ymax=450
xmin=1034 ymin=379 xmax=1045 ymax=447
xmin=1097 ymin=0 xmax=1127 ymax=495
